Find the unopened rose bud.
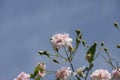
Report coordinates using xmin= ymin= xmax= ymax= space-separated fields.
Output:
xmin=114 ymin=21 xmax=119 ymax=29
xmin=117 ymin=44 xmax=120 ymax=48
xmin=76 ymin=29 xmax=80 ymax=35
xmin=85 ymin=54 xmax=92 ymax=60
xmin=101 ymin=42 xmax=104 ymax=47
xmin=69 ymin=46 xmax=73 ymax=52
xmin=82 ymin=40 xmax=86 ymax=47
xmin=94 ymin=41 xmax=97 ymax=45
xmin=104 ymin=47 xmax=108 ymax=52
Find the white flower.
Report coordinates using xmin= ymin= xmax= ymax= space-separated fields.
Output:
xmin=56 ymin=67 xmax=72 ymax=80
xmin=90 ymin=69 xmax=111 ymax=80
xmin=14 ymin=72 xmax=30 ymax=80
xmin=51 ymin=33 xmax=73 ymax=49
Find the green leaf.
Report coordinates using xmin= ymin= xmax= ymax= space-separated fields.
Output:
xmin=35 ymin=77 xmax=41 ymax=80
xmin=34 ymin=69 xmax=39 ymax=78
xmin=38 ymin=50 xmax=51 ymax=58
xmin=33 ymin=64 xmax=41 ymax=78
xmin=30 ymin=74 xmax=35 ymax=78
xmin=86 ymin=42 xmax=97 ymax=63
xmin=30 ymin=64 xmax=41 ymax=79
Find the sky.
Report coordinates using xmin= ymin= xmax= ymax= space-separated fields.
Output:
xmin=0 ymin=0 xmax=120 ymax=80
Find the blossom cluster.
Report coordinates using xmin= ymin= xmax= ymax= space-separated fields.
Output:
xmin=15 ymin=67 xmax=120 ymax=80
xmin=14 ymin=30 xmax=120 ymax=80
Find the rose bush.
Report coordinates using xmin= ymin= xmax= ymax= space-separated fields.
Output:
xmin=15 ymin=24 xmax=120 ymax=80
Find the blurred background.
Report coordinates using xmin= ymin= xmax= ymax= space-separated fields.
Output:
xmin=0 ymin=0 xmax=120 ymax=80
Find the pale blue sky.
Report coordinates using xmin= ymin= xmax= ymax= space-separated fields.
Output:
xmin=0 ymin=0 xmax=120 ymax=80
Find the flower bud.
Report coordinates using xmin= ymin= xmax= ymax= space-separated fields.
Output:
xmin=101 ymin=42 xmax=104 ymax=47
xmin=94 ymin=41 xmax=97 ymax=45
xmin=114 ymin=21 xmax=119 ymax=29
xmin=82 ymin=40 xmax=86 ymax=47
xmin=85 ymin=54 xmax=92 ymax=60
xmin=75 ymin=29 xmax=80 ymax=35
xmin=69 ymin=46 xmax=73 ymax=52
xmin=104 ymin=47 xmax=108 ymax=52
xmin=117 ymin=44 xmax=120 ymax=48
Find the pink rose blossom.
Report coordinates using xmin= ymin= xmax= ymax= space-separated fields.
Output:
xmin=14 ymin=72 xmax=30 ymax=80
xmin=112 ymin=68 xmax=120 ymax=79
xmin=90 ymin=69 xmax=111 ymax=80
xmin=56 ymin=67 xmax=72 ymax=80
xmin=37 ymin=71 xmax=46 ymax=77
xmin=51 ymin=33 xmax=73 ymax=49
